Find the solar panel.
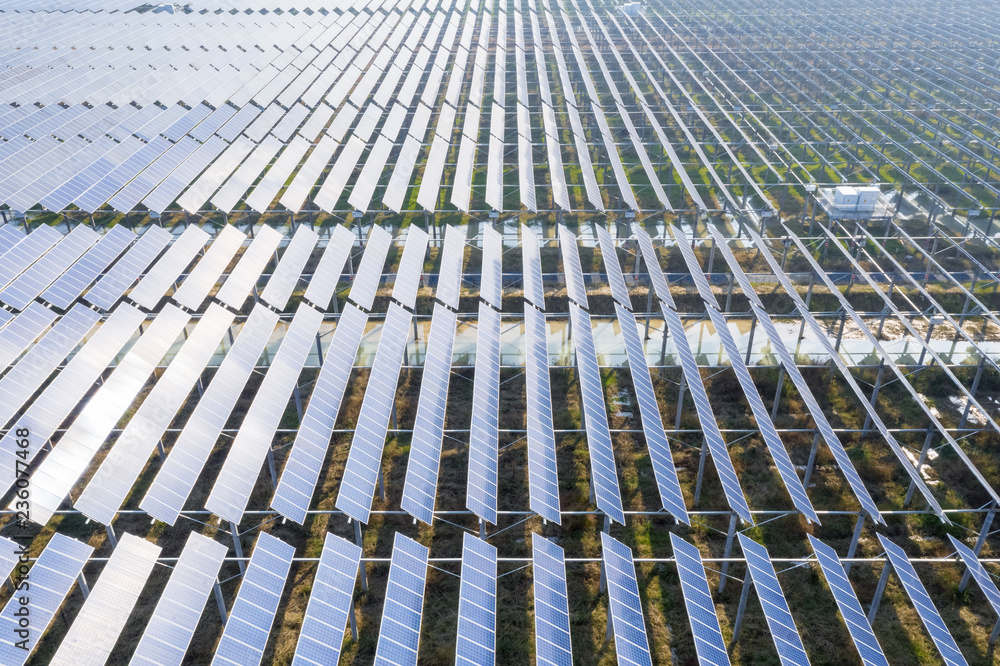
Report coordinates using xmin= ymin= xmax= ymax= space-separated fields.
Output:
xmin=304 ymin=224 xmax=354 ymax=311
xmin=130 ymin=533 xmax=229 ymax=666
xmin=260 ymin=224 xmax=317 ymax=311
xmin=631 ymin=224 xmax=673 ymax=308
xmin=348 ymin=224 xmax=393 ymax=311
xmin=596 ymin=226 xmax=630 ymax=309
xmin=662 ymin=305 xmax=752 ymax=523
xmin=400 ymin=304 xmax=457 ymax=524
xmin=211 ymin=136 xmax=284 ymax=213
xmin=176 ymin=137 xmax=256 ymax=214
xmin=569 ymin=303 xmax=625 ymax=525
xmin=450 ymin=133 xmax=476 ymax=212
xmin=524 ymin=305 xmax=560 ymax=524
xmin=602 ymin=532 xmax=654 ymax=666
xmin=0 ymin=225 xmax=99 ymax=311
xmin=669 ymin=533 xmax=729 ymax=666
xmin=0 ymin=535 xmax=18 ymax=580
xmin=668 ymin=225 xmax=716 ymax=308
xmin=704 ymin=306 xmax=818 ymax=524
xmin=531 ymin=533 xmax=573 ymax=666
xmin=216 ymin=225 xmax=283 ymax=310
xmin=737 ymin=534 xmax=810 ymax=666
xmin=521 ymin=224 xmax=545 ymax=309
xmin=0 ymin=223 xmax=26 ymax=249
xmin=49 ymin=534 xmax=161 ymax=666
xmin=0 ymin=534 xmax=93 ymax=666
xmin=374 ymin=533 xmax=430 ymax=666
xmin=383 ymin=134 xmax=422 ymax=214
xmin=26 ymin=303 xmax=190 ymax=526
xmin=40 ymin=224 xmax=135 ymax=310
xmin=337 ymin=302 xmax=412 ymax=524
xmin=0 ymin=303 xmax=145 ymax=498
xmin=486 ymin=134 xmax=504 ymax=212
xmin=206 ymin=302 xmax=323 ymax=524
xmin=245 ymin=138 xmax=312 ymax=213
xmin=468 ymin=303 xmax=501 ymax=525
xmin=171 ymin=224 xmax=245 ymax=311
xmin=292 ymin=533 xmax=363 ymax=666
xmin=750 ymin=302 xmax=882 ymax=524
xmin=0 ymin=301 xmax=57 ymax=371
xmin=86 ymin=225 xmax=172 ymax=311
xmin=456 ymin=533 xmax=497 ymax=666
xmin=272 ymin=303 xmax=367 ymax=523
xmin=948 ymin=534 xmax=1000 ymax=617
xmin=435 ymin=224 xmax=466 ymax=310
xmin=877 ymin=535 xmax=967 ymax=666
xmin=75 ymin=304 xmax=235 ymax=525
xmin=615 ymin=304 xmax=688 ymax=524
xmin=558 ymin=225 xmax=587 ymax=308
xmin=212 ymin=532 xmax=295 ymax=666
xmin=808 ymin=535 xmax=890 ymax=666
xmin=392 ymin=225 xmax=430 ymax=309
xmin=479 ymin=225 xmax=503 ymax=309
xmin=141 ymin=304 xmax=279 ymax=525
xmin=0 ymin=224 xmax=62 ymax=292
xmin=129 ymin=225 xmax=210 ymax=310
xmin=0 ymin=304 xmax=99 ymax=430
xmin=416 ymin=134 xmax=449 ymax=212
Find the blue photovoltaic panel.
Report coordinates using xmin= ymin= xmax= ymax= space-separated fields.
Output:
xmin=521 ymin=223 xmax=545 ymax=309
xmin=705 ymin=227 xmax=763 ymax=309
xmin=468 ymin=302 xmax=501 ymax=525
xmin=272 ymin=304 xmax=368 ymax=524
xmin=0 ymin=224 xmax=61 ymax=292
xmin=456 ymin=533 xmax=497 ymax=666
xmin=532 ymin=534 xmax=573 ymax=666
xmin=596 ymin=226 xmax=630 ymax=308
xmin=705 ymin=307 xmax=818 ymax=524
xmin=668 ymin=225 xmax=715 ymax=307
xmin=41 ymin=224 xmax=135 ymax=310
xmin=392 ymin=225 xmax=430 ymax=309
xmin=670 ymin=534 xmax=730 ymax=666
xmin=662 ymin=305 xmax=752 ymax=523
xmin=750 ymin=302 xmax=883 ymax=524
xmin=948 ymin=534 xmax=1000 ymax=617
xmin=480 ymin=225 xmax=503 ymax=309
xmin=569 ymin=303 xmax=625 ymax=525
xmin=631 ymin=224 xmax=674 ymax=308
xmin=215 ymin=225 xmax=283 ymax=310
xmin=85 ymin=225 xmax=172 ymax=311
xmin=304 ymin=224 xmax=355 ymax=311
xmin=603 ymin=532 xmax=654 ymax=666
xmin=129 ymin=224 xmax=210 ymax=310
xmin=524 ymin=305 xmax=561 ymax=524
xmin=292 ymin=533 xmax=363 ymax=666
xmin=373 ymin=533 xmax=430 ymax=666
xmin=337 ymin=302 xmax=412 ymax=524
xmin=130 ymin=533 xmax=228 ymax=666
xmin=737 ymin=535 xmax=810 ymax=666
xmin=808 ymin=535 xmax=889 ymax=666
xmin=614 ymin=304 xmax=688 ymax=524
xmin=171 ymin=224 xmax=244 ymax=311
xmin=877 ymin=535 xmax=967 ymax=666
xmin=0 ymin=223 xmax=25 ymax=249
xmin=401 ymin=303 xmax=457 ymax=525
xmin=260 ymin=225 xmax=319 ymax=311
xmin=435 ymin=225 xmax=466 ymax=310
xmin=349 ymin=224 xmax=393 ymax=310
xmin=0 ymin=301 xmax=57 ymax=371
xmin=212 ymin=533 xmax=295 ymax=666
xmin=0 ymin=225 xmax=99 ymax=311
xmin=0 ymin=534 xmax=93 ymax=666
xmin=558 ymin=225 xmax=588 ymax=308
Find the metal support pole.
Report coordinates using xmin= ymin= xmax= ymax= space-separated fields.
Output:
xmin=960 ymin=359 xmax=986 ymax=430
xmin=693 ymin=438 xmax=709 ymax=506
xmin=156 ymin=439 xmax=166 ymax=462
xmin=904 ymin=429 xmax=935 ymax=506
xmin=230 ymin=522 xmax=245 ymax=576
xmin=266 ymin=448 xmax=278 ymax=488
xmin=770 ymin=367 xmax=786 ymax=421
xmin=105 ymin=523 xmax=118 ymax=548
xmin=867 ymin=560 xmax=892 ymax=624
xmin=293 ymin=384 xmax=303 ymax=422
xmin=744 ymin=317 xmax=758 ymax=365
xmin=644 ymin=289 xmax=653 ymax=340
xmin=354 ymin=520 xmax=368 ymax=591
xmin=960 ymin=502 xmax=997 ymax=592
xmin=76 ymin=572 xmax=90 ymax=600
xmin=674 ymin=377 xmax=686 ymax=431
xmin=801 ymin=431 xmax=822 ymax=489
xmin=606 ymin=607 xmax=613 ymax=640
xmin=315 ymin=332 xmax=325 ymax=367
xmin=349 ymin=601 xmax=359 ymax=641
xmin=991 ymin=617 xmax=1000 ymax=646
xmin=844 ymin=513 xmax=866 ymax=575
xmin=917 ymin=322 xmax=936 ymax=368
xmin=213 ymin=581 xmax=228 ymax=625
xmin=862 ymin=361 xmax=886 ymax=434
xmin=378 ymin=467 xmax=386 ymax=502
xmin=719 ymin=513 xmax=738 ymax=593
xmin=728 ymin=573 xmax=753 ymax=649
xmin=479 ymin=520 xmax=486 ymax=540
xmin=725 ymin=274 xmax=735 ymax=312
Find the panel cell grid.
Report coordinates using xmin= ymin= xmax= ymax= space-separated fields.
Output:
xmin=456 ymin=533 xmax=497 ymax=666
xmin=670 ymin=533 xmax=729 ymax=666
xmin=86 ymin=225 xmax=172 ymax=311
xmin=467 ymin=302 xmax=501 ymax=525
xmin=373 ymin=533 xmax=430 ymax=666
xmin=41 ymin=224 xmax=135 ymax=310
xmin=603 ymin=532 xmax=654 ymax=666
xmin=532 ymin=534 xmax=573 ymax=666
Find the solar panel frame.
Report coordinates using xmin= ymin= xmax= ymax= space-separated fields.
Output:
xmin=467 ymin=302 xmax=502 ymax=525
xmin=40 ymin=224 xmax=135 ymax=310
xmin=456 ymin=533 xmax=497 ymax=666
xmin=49 ymin=534 xmax=161 ymax=666
xmin=212 ymin=533 xmax=295 ymax=666
xmin=129 ymin=225 xmax=211 ymax=311
xmin=336 ymin=302 xmax=412 ymax=524
xmin=603 ymin=532 xmax=654 ymax=666
xmin=292 ymin=533 xmax=363 ymax=666
xmin=85 ymin=225 xmax=172 ymax=311
xmin=808 ymin=535 xmax=890 ymax=666
xmin=130 ymin=533 xmax=229 ymax=666
xmin=532 ymin=534 xmax=573 ymax=666
xmin=948 ymin=534 xmax=1000 ymax=617
xmin=737 ymin=534 xmax=810 ymax=666
xmin=669 ymin=533 xmax=730 ymax=666
xmin=373 ymin=533 xmax=430 ymax=666
xmin=877 ymin=535 xmax=967 ymax=666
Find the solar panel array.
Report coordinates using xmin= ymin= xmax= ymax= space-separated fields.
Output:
xmin=293 ymin=533 xmax=362 ymax=665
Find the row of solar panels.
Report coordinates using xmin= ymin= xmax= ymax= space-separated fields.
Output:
xmin=0 ymin=0 xmax=722 ymax=217
xmin=3 ymin=524 xmax=996 ymax=666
